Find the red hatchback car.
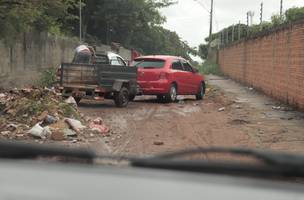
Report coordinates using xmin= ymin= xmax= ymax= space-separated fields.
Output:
xmin=133 ymin=55 xmax=205 ymax=102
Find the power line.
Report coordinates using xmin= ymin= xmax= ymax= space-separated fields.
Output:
xmin=193 ymin=0 xmax=210 ymax=14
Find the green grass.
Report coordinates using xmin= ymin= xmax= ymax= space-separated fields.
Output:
xmin=36 ymin=68 xmax=57 ymax=88
xmin=197 ymin=61 xmax=223 ymax=76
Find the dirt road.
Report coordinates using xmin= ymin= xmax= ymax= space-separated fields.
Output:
xmin=79 ymin=75 xmax=304 ymax=156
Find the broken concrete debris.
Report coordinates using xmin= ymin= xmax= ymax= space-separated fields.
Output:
xmin=62 ymin=128 xmax=77 ymax=137
xmin=65 ymin=118 xmax=86 ymax=133
xmin=218 ymin=107 xmax=225 ymax=112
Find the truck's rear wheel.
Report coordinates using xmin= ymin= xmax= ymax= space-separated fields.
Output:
xmin=114 ymin=87 xmax=129 ymax=107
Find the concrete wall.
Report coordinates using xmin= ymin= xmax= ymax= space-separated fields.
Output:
xmin=0 ymin=32 xmax=131 ymax=88
xmin=219 ymin=21 xmax=304 ymax=110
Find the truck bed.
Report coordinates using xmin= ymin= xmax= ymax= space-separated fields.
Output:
xmin=60 ymin=63 xmax=138 ymax=91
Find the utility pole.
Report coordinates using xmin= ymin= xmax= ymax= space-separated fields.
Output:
xmin=226 ymin=28 xmax=229 ymax=44
xmin=232 ymin=24 xmax=235 ymax=42
xmin=238 ymin=21 xmax=241 ymax=40
xmin=280 ymin=0 xmax=283 ymax=17
xmin=260 ymin=2 xmax=263 ymax=24
xmin=208 ymin=0 xmax=214 ymax=47
xmin=79 ymin=0 xmax=82 ymax=42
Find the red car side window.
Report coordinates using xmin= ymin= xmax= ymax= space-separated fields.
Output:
xmin=172 ymin=60 xmax=183 ymax=71
xmin=182 ymin=61 xmax=193 ymax=72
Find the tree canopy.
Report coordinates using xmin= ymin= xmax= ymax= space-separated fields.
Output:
xmin=0 ymin=0 xmax=196 ymax=60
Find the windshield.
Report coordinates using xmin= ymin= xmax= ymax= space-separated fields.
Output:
xmin=1 ymin=0 xmax=304 ymax=186
xmin=133 ymin=59 xmax=165 ymax=68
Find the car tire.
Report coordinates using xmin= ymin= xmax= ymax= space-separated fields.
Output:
xmin=114 ymin=87 xmax=129 ymax=107
xmin=129 ymin=94 xmax=136 ymax=101
xmin=196 ymin=82 xmax=205 ymax=100
xmin=165 ymin=84 xmax=178 ymax=103
xmin=157 ymin=95 xmax=165 ymax=102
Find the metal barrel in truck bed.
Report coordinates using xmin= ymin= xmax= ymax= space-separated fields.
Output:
xmin=59 ymin=63 xmax=138 ymax=107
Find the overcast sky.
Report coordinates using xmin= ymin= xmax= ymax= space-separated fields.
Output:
xmin=161 ymin=0 xmax=304 ymax=47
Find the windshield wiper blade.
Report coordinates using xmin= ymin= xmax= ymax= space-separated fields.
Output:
xmin=153 ymin=147 xmax=304 ymax=168
xmin=0 ymin=140 xmax=96 ymax=161
xmin=131 ymin=147 xmax=304 ymax=178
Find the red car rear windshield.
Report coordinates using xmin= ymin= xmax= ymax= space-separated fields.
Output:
xmin=133 ymin=59 xmax=165 ymax=68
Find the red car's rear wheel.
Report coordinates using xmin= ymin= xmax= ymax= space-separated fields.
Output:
xmin=165 ymin=84 xmax=177 ymax=103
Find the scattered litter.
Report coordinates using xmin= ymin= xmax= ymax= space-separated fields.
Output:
xmin=272 ymin=106 xmax=281 ymax=110
xmin=6 ymin=124 xmax=18 ymax=131
xmin=27 ymin=123 xmax=51 ymax=139
xmin=65 ymin=118 xmax=85 ymax=133
xmin=65 ymin=96 xmax=77 ymax=107
xmin=89 ymin=117 xmax=110 ymax=134
xmin=1 ymin=131 xmax=10 ymax=136
xmin=44 ymin=115 xmax=57 ymax=124
xmin=37 ymin=111 xmax=49 ymax=122
xmin=218 ymin=107 xmax=225 ymax=112
xmin=235 ymin=105 xmax=242 ymax=109
xmin=272 ymin=106 xmax=293 ymax=111
xmin=153 ymin=141 xmax=164 ymax=146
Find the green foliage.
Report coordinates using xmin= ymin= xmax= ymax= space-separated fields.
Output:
xmin=198 ymin=61 xmax=222 ymax=76
xmin=59 ymin=102 xmax=82 ymax=120
xmin=198 ymin=44 xmax=208 ymax=60
xmin=74 ymin=0 xmax=194 ymax=59
xmin=36 ymin=68 xmax=57 ymax=88
xmin=271 ymin=14 xmax=285 ymax=26
xmin=0 ymin=0 xmax=79 ymax=40
xmin=0 ymin=0 xmax=194 ymax=60
xmin=199 ymin=6 xmax=304 ymax=55
xmin=286 ymin=7 xmax=304 ymax=22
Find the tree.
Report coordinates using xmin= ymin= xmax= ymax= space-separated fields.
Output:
xmin=0 ymin=0 xmax=79 ymax=39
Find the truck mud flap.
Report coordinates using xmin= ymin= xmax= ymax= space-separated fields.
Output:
xmin=112 ymin=80 xmax=124 ymax=92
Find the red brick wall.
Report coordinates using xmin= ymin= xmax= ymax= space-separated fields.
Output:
xmin=219 ymin=22 xmax=304 ymax=109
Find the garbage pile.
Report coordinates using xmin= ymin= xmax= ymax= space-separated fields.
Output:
xmin=0 ymin=87 xmax=109 ymax=142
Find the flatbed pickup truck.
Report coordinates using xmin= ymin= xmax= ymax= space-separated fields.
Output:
xmin=58 ymin=63 xmax=138 ymax=107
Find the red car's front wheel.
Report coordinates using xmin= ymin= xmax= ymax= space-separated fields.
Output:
xmin=196 ymin=82 xmax=205 ymax=100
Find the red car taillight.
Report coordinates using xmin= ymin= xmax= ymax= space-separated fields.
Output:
xmin=159 ymin=72 xmax=168 ymax=80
